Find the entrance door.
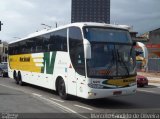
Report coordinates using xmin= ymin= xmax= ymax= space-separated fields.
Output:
xmin=67 ymin=63 xmax=77 ymax=96
xmin=67 ymin=27 xmax=85 ymax=96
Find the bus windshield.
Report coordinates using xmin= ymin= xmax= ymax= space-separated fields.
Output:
xmin=84 ymin=27 xmax=132 ymax=44
xmin=83 ymin=27 xmax=136 ymax=78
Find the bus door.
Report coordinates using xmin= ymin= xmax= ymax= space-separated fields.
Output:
xmin=68 ymin=27 xmax=85 ymax=96
xmin=75 ymin=50 xmax=86 ymax=97
xmin=67 ymin=46 xmax=85 ymax=96
xmin=67 ymin=62 xmax=77 ymax=96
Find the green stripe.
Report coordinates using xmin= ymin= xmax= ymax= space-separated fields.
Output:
xmin=41 ymin=52 xmax=57 ymax=74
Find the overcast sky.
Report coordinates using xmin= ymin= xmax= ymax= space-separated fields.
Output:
xmin=0 ymin=0 xmax=160 ymax=42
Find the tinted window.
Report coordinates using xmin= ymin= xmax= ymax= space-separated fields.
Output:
xmin=84 ymin=27 xmax=132 ymax=44
xmin=69 ymin=27 xmax=85 ymax=76
xmin=9 ymin=28 xmax=67 ymax=55
xmin=9 ymin=43 xmax=16 ymax=55
xmin=43 ymin=34 xmax=51 ymax=52
xmin=50 ymin=29 xmax=67 ymax=51
xmin=27 ymin=38 xmax=36 ymax=53
xmin=34 ymin=36 xmax=44 ymax=53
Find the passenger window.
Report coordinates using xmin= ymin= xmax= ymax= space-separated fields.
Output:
xmin=36 ymin=46 xmax=42 ymax=52
xmin=50 ymin=29 xmax=67 ymax=52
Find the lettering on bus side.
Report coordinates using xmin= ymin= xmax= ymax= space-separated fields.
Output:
xmin=41 ymin=52 xmax=57 ymax=74
xmin=19 ymin=57 xmax=30 ymax=62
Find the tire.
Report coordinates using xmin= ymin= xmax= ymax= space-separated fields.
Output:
xmin=138 ymin=84 xmax=144 ymax=87
xmin=13 ymin=71 xmax=19 ymax=84
xmin=58 ymin=78 xmax=68 ymax=100
xmin=18 ymin=72 xmax=24 ymax=86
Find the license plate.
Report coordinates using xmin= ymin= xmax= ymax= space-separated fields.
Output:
xmin=113 ymin=91 xmax=122 ymax=95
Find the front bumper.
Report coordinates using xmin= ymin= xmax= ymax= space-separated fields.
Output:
xmin=85 ymin=85 xmax=137 ymax=99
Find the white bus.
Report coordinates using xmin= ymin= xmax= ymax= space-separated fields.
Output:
xmin=8 ymin=22 xmax=137 ymax=99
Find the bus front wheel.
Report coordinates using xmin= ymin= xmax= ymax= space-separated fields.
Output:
xmin=58 ymin=78 xmax=68 ymax=100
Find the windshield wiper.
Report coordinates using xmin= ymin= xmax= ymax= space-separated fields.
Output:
xmin=99 ymin=50 xmax=115 ymax=78
xmin=116 ymin=50 xmax=130 ymax=76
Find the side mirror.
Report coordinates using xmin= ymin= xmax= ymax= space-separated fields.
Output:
xmin=83 ymin=39 xmax=91 ymax=59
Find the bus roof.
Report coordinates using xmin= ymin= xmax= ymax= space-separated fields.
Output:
xmin=9 ymin=22 xmax=129 ymax=44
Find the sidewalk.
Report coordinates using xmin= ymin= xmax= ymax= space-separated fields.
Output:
xmin=137 ymin=72 xmax=160 ymax=83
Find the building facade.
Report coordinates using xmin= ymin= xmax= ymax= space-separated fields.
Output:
xmin=140 ymin=28 xmax=160 ymax=58
xmin=0 ymin=40 xmax=8 ymax=63
xmin=71 ymin=0 xmax=110 ymax=23
xmin=139 ymin=28 xmax=160 ymax=72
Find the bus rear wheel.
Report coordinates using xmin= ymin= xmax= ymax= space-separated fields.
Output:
xmin=18 ymin=72 xmax=24 ymax=86
xmin=58 ymin=78 xmax=68 ymax=100
xmin=13 ymin=71 xmax=19 ymax=84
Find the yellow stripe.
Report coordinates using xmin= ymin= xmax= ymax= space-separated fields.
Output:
xmin=107 ymin=77 xmax=136 ymax=87
xmin=9 ymin=54 xmax=42 ymax=73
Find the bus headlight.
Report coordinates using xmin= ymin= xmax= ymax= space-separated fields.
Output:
xmin=88 ymin=84 xmax=104 ymax=89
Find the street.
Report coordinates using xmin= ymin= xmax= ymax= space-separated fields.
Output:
xmin=0 ymin=77 xmax=160 ymax=118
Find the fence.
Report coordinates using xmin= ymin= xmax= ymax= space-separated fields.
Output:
xmin=148 ymin=58 xmax=160 ymax=72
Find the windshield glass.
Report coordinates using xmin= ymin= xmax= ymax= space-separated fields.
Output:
xmin=83 ymin=27 xmax=136 ymax=78
xmin=87 ymin=43 xmax=136 ymax=78
xmin=84 ymin=27 xmax=132 ymax=44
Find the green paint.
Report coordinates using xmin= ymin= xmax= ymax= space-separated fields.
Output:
xmin=41 ymin=52 xmax=56 ymax=74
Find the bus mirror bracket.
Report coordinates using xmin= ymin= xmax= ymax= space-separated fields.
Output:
xmin=84 ymin=39 xmax=91 ymax=59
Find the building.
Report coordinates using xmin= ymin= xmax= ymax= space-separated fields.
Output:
xmin=71 ymin=0 xmax=110 ymax=23
xmin=138 ymin=28 xmax=160 ymax=72
xmin=140 ymin=28 xmax=160 ymax=58
xmin=0 ymin=40 xmax=8 ymax=63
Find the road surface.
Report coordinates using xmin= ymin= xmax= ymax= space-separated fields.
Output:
xmin=0 ymin=77 xmax=160 ymax=118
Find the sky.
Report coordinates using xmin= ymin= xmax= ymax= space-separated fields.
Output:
xmin=0 ymin=0 xmax=160 ymax=42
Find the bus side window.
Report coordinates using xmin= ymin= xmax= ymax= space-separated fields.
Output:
xmin=47 ymin=44 xmax=55 ymax=51
xmin=36 ymin=46 xmax=42 ymax=52
xmin=19 ymin=40 xmax=27 ymax=54
xmin=43 ymin=34 xmax=50 ymax=52
xmin=30 ymin=47 xmax=35 ymax=53
xmin=9 ymin=44 xmax=17 ymax=55
xmin=54 ymin=29 xmax=67 ymax=52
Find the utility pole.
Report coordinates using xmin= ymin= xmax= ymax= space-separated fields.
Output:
xmin=55 ymin=22 xmax=57 ymax=28
xmin=0 ymin=21 xmax=3 ymax=31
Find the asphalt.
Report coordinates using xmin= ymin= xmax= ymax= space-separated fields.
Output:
xmin=1 ymin=77 xmax=160 ymax=115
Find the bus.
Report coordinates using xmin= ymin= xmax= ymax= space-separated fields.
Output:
xmin=135 ymin=42 xmax=148 ymax=71
xmin=8 ymin=22 xmax=137 ymax=99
